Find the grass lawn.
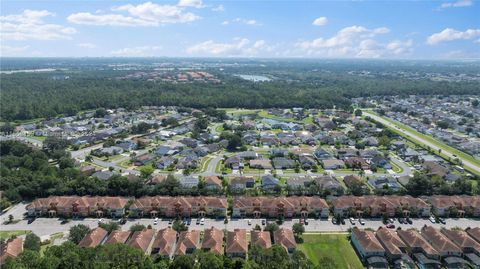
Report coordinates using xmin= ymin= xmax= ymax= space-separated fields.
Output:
xmin=257 ymin=110 xmax=301 ymax=123
xmin=26 ymin=135 xmax=47 ymax=142
xmin=389 ymin=161 xmax=404 ymax=173
xmin=40 ymin=232 xmax=64 ymax=255
xmin=298 ymin=233 xmax=364 ymax=269
xmin=0 ymin=230 xmax=31 ymax=240
xmin=197 ymin=156 xmax=213 ymax=173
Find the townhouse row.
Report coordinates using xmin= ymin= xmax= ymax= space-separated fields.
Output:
xmin=78 ymin=227 xmax=297 ymax=259
xmin=27 ymin=195 xmax=480 ymax=219
xmin=351 ymin=226 xmax=480 ymax=269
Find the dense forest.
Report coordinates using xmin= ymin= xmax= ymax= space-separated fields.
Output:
xmin=1 ymin=58 xmax=479 ymax=121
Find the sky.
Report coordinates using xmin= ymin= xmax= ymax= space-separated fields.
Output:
xmin=1 ymin=0 xmax=479 ymax=59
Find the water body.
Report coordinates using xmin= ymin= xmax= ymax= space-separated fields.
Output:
xmin=235 ymin=74 xmax=271 ymax=82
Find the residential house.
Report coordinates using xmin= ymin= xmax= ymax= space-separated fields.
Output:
xmin=314 ymin=175 xmax=342 ymax=192
xmin=133 ymin=154 xmax=155 ymax=166
xmin=397 ymin=229 xmax=441 ymax=269
xmin=299 ymin=155 xmax=317 ymax=169
xmin=343 ymin=175 xmax=363 ymax=189
xmin=0 ymin=237 xmax=23 ymax=265
xmin=155 ymin=156 xmax=176 ymax=170
xmin=368 ymin=176 xmax=400 ymax=191
xmin=80 ymin=166 xmax=96 ymax=176
xmin=78 ymin=227 xmax=108 ymax=248
xmin=271 ymin=148 xmax=288 ymax=157
xmin=151 ymin=227 xmax=177 ymax=258
xmin=229 ymin=176 xmax=255 ymax=190
xmin=27 ymin=196 xmax=128 ymax=218
xmin=286 ymin=176 xmax=312 ymax=190
xmin=104 ymin=230 xmax=131 ymax=245
xmin=202 ymin=227 xmax=224 ymax=255
xmin=274 ymin=228 xmax=297 ymax=254
xmin=249 ymin=159 xmax=273 ymax=170
xmin=204 ymin=176 xmax=223 ymax=190
xmin=251 ymin=231 xmax=272 ymax=249
xmin=345 ymin=157 xmax=370 ymax=170
xmin=351 ymin=227 xmax=388 ymax=268
xmin=272 ymin=157 xmax=296 ymax=169
xmin=232 ymin=196 xmax=329 ymax=218
xmin=330 ymin=196 xmax=431 ymax=218
xmin=261 ymin=174 xmax=281 ymax=191
xmin=375 ymin=227 xmax=414 ymax=269
xmin=92 ymin=170 xmax=117 ymax=180
xmin=225 ymin=229 xmax=247 ymax=258
xmin=224 ymin=156 xmax=242 ymax=170
xmin=314 ymin=148 xmax=332 ymax=160
xmin=442 ymin=228 xmax=480 ymax=268
xmin=130 ymin=196 xmax=227 ymax=218
xmin=180 ymin=176 xmax=199 ymax=188
xmin=421 ymin=226 xmax=468 ymax=268
xmin=128 ymin=229 xmax=156 ymax=254
xmin=174 ymin=230 xmax=200 ymax=256
xmin=322 ymin=159 xmax=346 ymax=170
xmin=428 ymin=195 xmax=480 ymax=217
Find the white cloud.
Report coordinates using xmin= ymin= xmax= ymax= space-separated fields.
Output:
xmin=427 ymin=28 xmax=480 ymax=44
xmin=186 ymin=38 xmax=271 ymax=56
xmin=222 ymin=18 xmax=261 ymax=26
xmin=312 ymin=17 xmax=328 ymax=26
xmin=440 ymin=0 xmax=473 ymax=8
xmin=212 ymin=5 xmax=225 ymax=12
xmin=1 ymin=9 xmax=76 ymax=40
xmin=68 ymin=2 xmax=200 ymax=26
xmin=110 ymin=46 xmax=162 ymax=56
xmin=0 ymin=45 xmax=30 ymax=56
xmin=178 ymin=0 xmax=204 ymax=8
xmin=294 ymin=25 xmax=414 ymax=58
xmin=77 ymin=43 xmax=96 ymax=49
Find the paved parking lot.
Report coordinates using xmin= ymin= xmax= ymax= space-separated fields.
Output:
xmin=2 ymin=214 xmax=480 ymax=237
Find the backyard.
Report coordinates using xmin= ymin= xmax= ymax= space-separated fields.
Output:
xmin=298 ymin=233 xmax=364 ymax=269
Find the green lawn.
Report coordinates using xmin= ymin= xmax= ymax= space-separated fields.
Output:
xmin=298 ymin=233 xmax=364 ymax=269
xmin=0 ymin=230 xmax=31 ymax=240
xmin=40 ymin=232 xmax=64 ymax=255
xmin=26 ymin=135 xmax=47 ymax=142
xmin=257 ymin=110 xmax=301 ymax=123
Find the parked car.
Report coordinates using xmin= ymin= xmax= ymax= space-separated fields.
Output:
xmin=262 ymin=219 xmax=266 ymax=225
xmin=200 ymin=218 xmax=205 ymax=225
xmin=154 ymin=217 xmax=159 ymax=225
xmin=304 ymin=218 xmax=309 ymax=225
xmin=168 ymin=219 xmax=173 ymax=225
xmin=386 ymin=224 xmax=395 ymax=229
xmin=98 ymin=218 xmax=104 ymax=224
xmin=247 ymin=219 xmax=252 ymax=225
xmin=340 ymin=218 xmax=345 ymax=225
xmin=349 ymin=217 xmax=356 ymax=225
xmin=406 ymin=218 xmax=412 ymax=224
xmin=359 ymin=219 xmax=365 ymax=225
xmin=398 ymin=218 xmax=405 ymax=224
xmin=332 ymin=218 xmax=338 ymax=225
xmin=429 ymin=216 xmax=436 ymax=223
xmin=300 ymin=218 xmax=304 ymax=225
xmin=388 ymin=218 xmax=395 ymax=224
xmin=438 ymin=218 xmax=446 ymax=224
xmin=186 ymin=218 xmax=191 ymax=225
xmin=196 ymin=218 xmax=201 ymax=225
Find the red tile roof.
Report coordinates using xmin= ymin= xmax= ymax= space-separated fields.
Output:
xmin=0 ymin=237 xmax=23 ymax=265
xmin=104 ymin=230 xmax=131 ymax=245
xmin=127 ymin=229 xmax=156 ymax=253
xmin=152 ymin=228 xmax=177 ymax=256
xmin=78 ymin=227 xmax=108 ymax=248
xmin=352 ymin=227 xmax=385 ymax=253
xmin=251 ymin=231 xmax=272 ymax=249
xmin=202 ymin=227 xmax=224 ymax=255
xmin=225 ymin=229 xmax=247 ymax=255
xmin=274 ymin=228 xmax=297 ymax=252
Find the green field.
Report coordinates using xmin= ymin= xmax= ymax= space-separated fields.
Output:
xmin=298 ymin=233 xmax=364 ymax=269
xmin=0 ymin=230 xmax=31 ymax=240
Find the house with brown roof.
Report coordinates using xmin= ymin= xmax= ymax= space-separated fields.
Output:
xmin=151 ymin=227 xmax=177 ymax=258
xmin=343 ymin=175 xmax=363 ymax=188
xmin=273 ymin=228 xmax=297 ymax=254
xmin=232 ymin=196 xmax=329 ymax=219
xmin=204 ymin=176 xmax=223 ymax=190
xmin=421 ymin=226 xmax=468 ymax=268
xmin=351 ymin=227 xmax=387 ymax=268
xmin=27 ymin=196 xmax=128 ymax=218
xmin=127 ymin=229 xmax=156 ymax=254
xmin=225 ymin=229 xmax=247 ymax=258
xmin=250 ymin=231 xmax=272 ymax=249
xmin=202 ymin=227 xmax=224 ymax=255
xmin=104 ymin=230 xmax=131 ymax=245
xmin=249 ymin=159 xmax=273 ymax=170
xmin=467 ymin=227 xmax=480 ymax=244
xmin=345 ymin=157 xmax=370 ymax=170
xmin=375 ymin=227 xmax=414 ymax=268
xmin=229 ymin=176 xmax=255 ymax=190
xmin=174 ymin=230 xmax=200 ymax=256
xmin=130 ymin=196 xmax=227 ymax=218
xmin=423 ymin=161 xmax=449 ymax=178
xmin=429 ymin=195 xmax=480 ymax=217
xmin=78 ymin=227 xmax=108 ymax=248
xmin=442 ymin=228 xmax=480 ymax=268
xmin=331 ymin=195 xmax=431 ymax=218
xmin=397 ymin=229 xmax=441 ymax=269
xmin=0 ymin=237 xmax=23 ymax=265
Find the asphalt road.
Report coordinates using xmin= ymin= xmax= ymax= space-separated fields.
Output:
xmin=364 ymin=111 xmax=480 ymax=174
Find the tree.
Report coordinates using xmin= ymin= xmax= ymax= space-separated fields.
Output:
xmin=292 ymin=223 xmax=305 ymax=238
xmin=23 ymin=233 xmax=41 ymax=252
xmin=43 ymin=137 xmax=70 ymax=153
xmin=8 ymin=214 xmax=14 ymax=223
xmin=129 ymin=224 xmax=146 ymax=233
xmin=472 ymin=99 xmax=479 ymax=107
xmin=172 ymin=219 xmax=188 ymax=233
xmin=354 ymin=109 xmax=362 ymax=117
xmin=227 ymin=134 xmax=242 ymax=151
xmin=264 ymin=222 xmax=279 ymax=233
xmin=94 ymin=108 xmax=108 ymax=118
xmin=99 ymin=221 xmax=120 ymax=233
xmin=68 ymin=224 xmax=90 ymax=244
xmin=139 ymin=164 xmax=154 ymax=178
xmin=197 ymin=252 xmax=223 ymax=269
xmin=170 ymin=255 xmax=194 ymax=269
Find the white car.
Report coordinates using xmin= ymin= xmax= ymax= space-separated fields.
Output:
xmin=247 ymin=219 xmax=252 ymax=225
xmin=98 ymin=218 xmax=104 ymax=224
xmin=200 ymin=218 xmax=205 ymax=225
xmin=154 ymin=217 xmax=159 ymax=225
xmin=429 ymin=216 xmax=436 ymax=223
xmin=349 ymin=217 xmax=356 ymax=225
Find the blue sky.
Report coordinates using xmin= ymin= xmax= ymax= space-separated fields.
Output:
xmin=1 ymin=0 xmax=479 ymax=58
